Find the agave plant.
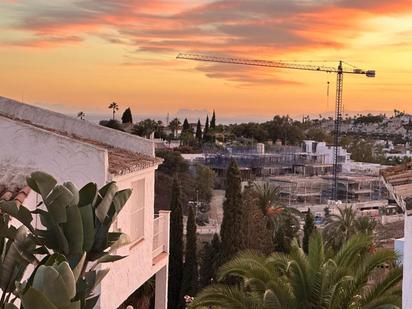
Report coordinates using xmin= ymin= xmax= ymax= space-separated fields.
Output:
xmin=190 ymin=230 xmax=402 ymax=309
xmin=0 ymin=171 xmax=132 ymax=308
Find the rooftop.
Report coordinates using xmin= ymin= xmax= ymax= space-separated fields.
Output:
xmin=0 ymin=163 xmax=32 ymax=205
xmin=0 ymin=113 xmax=162 ymax=176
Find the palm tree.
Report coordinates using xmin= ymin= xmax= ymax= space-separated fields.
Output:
xmin=169 ymin=118 xmax=181 ymax=138
xmin=324 ymin=206 xmax=377 ymax=252
xmin=77 ymin=111 xmax=85 ymax=120
xmin=253 ymin=182 xmax=301 ymax=236
xmin=190 ymin=231 xmax=402 ymax=309
xmin=108 ymin=101 xmax=119 ymax=120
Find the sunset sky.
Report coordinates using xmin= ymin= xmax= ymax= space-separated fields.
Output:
xmin=1 ymin=0 xmax=412 ymax=122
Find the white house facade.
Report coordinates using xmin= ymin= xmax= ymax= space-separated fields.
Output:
xmin=0 ymin=96 xmax=169 ymax=309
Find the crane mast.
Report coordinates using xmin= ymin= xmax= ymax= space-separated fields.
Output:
xmin=177 ymin=53 xmax=375 ymax=201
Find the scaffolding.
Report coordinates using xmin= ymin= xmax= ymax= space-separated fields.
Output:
xmin=268 ymin=174 xmax=387 ymax=207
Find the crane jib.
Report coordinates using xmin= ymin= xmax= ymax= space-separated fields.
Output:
xmin=177 ymin=52 xmax=375 ymax=200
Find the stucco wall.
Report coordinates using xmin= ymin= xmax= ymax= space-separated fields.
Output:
xmin=403 ymin=217 xmax=412 ymax=308
xmin=0 ymin=116 xmax=108 ymax=187
xmin=98 ymin=167 xmax=167 ymax=309
xmin=0 ymin=96 xmax=154 ymax=157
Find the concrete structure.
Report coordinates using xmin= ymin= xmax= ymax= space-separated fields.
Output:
xmin=0 ymin=96 xmax=169 ymax=309
xmin=269 ymin=174 xmax=386 ymax=207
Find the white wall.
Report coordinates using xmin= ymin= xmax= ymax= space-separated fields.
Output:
xmin=403 ymin=217 xmax=412 ymax=308
xmin=98 ymin=167 xmax=167 ymax=309
xmin=0 ymin=96 xmax=154 ymax=157
xmin=0 ymin=116 xmax=108 ymax=187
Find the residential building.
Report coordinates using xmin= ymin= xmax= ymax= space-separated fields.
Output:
xmin=0 ymin=96 xmax=169 ymax=309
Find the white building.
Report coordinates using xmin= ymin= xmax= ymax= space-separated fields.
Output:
xmin=302 ymin=140 xmax=386 ymax=175
xmin=0 ymin=96 xmax=169 ymax=309
xmin=381 ymin=162 xmax=412 ymax=308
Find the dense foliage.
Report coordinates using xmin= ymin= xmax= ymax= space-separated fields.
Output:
xmin=190 ymin=231 xmax=402 ymax=309
xmin=199 ymin=234 xmax=221 ymax=289
xmin=323 ymin=206 xmax=377 ymax=252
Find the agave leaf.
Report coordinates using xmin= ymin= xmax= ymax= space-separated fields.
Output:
xmin=84 ymin=296 xmax=99 ymax=309
xmin=78 ymin=183 xmax=98 ymax=208
xmin=32 ymin=262 xmax=75 ymax=305
xmin=94 ymin=268 xmax=110 ymax=287
xmin=26 ymin=172 xmax=57 ymax=200
xmin=44 ymin=185 xmax=74 ymax=224
xmin=0 ymin=200 xmax=34 ymax=232
xmin=55 ymin=261 xmax=77 ymax=299
xmin=60 ymin=301 xmax=81 ymax=309
xmin=72 ymin=252 xmax=86 ymax=282
xmin=105 ymin=189 xmax=132 ymax=224
xmin=63 ymin=182 xmax=79 ymax=205
xmin=54 ymin=225 xmax=70 ymax=255
xmin=89 ymin=223 xmax=111 ymax=259
xmin=0 ymin=226 xmax=36 ymax=292
xmin=95 ymin=182 xmax=117 ymax=223
xmin=62 ymin=205 xmax=84 ymax=255
xmin=95 ymin=254 xmax=126 ymax=265
xmin=79 ymin=205 xmax=95 ymax=252
xmin=109 ymin=233 xmax=130 ymax=253
xmin=22 ymin=287 xmax=58 ymax=309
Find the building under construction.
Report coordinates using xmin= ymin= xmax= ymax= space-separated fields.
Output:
xmin=204 ymin=143 xmax=334 ymax=179
xmin=268 ymin=174 xmax=387 ymax=207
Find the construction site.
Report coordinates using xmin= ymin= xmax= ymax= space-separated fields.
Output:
xmin=204 ymin=142 xmax=334 ymax=178
xmin=268 ymin=174 xmax=387 ymax=207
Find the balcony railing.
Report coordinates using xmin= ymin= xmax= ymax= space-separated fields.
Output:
xmin=153 ymin=211 xmax=170 ymax=258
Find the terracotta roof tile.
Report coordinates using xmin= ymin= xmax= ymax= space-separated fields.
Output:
xmin=0 ymin=185 xmax=31 ymax=206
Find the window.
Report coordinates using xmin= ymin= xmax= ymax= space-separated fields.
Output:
xmin=130 ymin=179 xmax=145 ymax=242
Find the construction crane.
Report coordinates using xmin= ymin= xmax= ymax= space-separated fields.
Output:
xmin=177 ymin=53 xmax=376 ymax=201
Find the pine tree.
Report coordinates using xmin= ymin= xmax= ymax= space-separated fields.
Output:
xmin=180 ymin=206 xmax=199 ymax=303
xmin=203 ymin=115 xmax=210 ymax=142
xmin=199 ymin=234 xmax=221 ymax=289
xmin=168 ymin=177 xmax=184 ymax=309
xmin=210 ymin=110 xmax=216 ymax=129
xmin=220 ymin=159 xmax=245 ymax=264
xmin=195 ymin=119 xmax=202 ymax=141
xmin=302 ymin=208 xmax=316 ymax=254
xmin=121 ymin=107 xmax=133 ymax=123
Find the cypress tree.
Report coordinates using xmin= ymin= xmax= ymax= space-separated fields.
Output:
xmin=195 ymin=119 xmax=202 ymax=141
xmin=182 ymin=118 xmax=190 ymax=133
xmin=121 ymin=107 xmax=133 ymax=123
xmin=203 ymin=115 xmax=210 ymax=142
xmin=199 ymin=233 xmax=221 ymax=289
xmin=302 ymin=209 xmax=316 ymax=254
xmin=210 ymin=110 xmax=216 ymax=129
xmin=273 ymin=212 xmax=299 ymax=254
xmin=220 ymin=159 xmax=245 ymax=264
xmin=168 ymin=177 xmax=184 ymax=309
xmin=180 ymin=206 xmax=198 ymax=302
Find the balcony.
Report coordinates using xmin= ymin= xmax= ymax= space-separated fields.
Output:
xmin=153 ymin=210 xmax=170 ymax=259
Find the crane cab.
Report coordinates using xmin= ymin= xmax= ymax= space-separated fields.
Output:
xmin=366 ymin=70 xmax=376 ymax=77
